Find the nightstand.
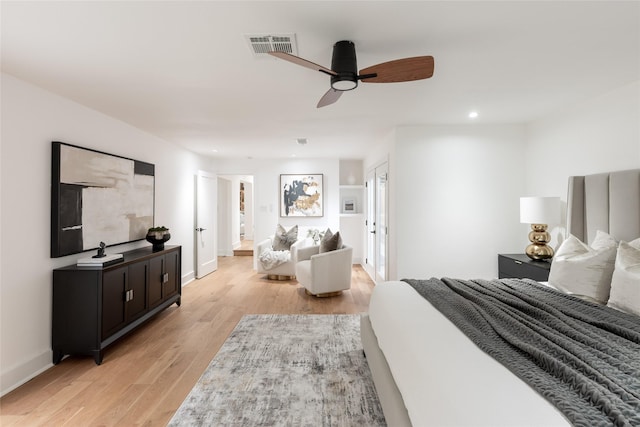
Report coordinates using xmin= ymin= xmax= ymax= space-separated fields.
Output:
xmin=498 ymin=254 xmax=551 ymax=282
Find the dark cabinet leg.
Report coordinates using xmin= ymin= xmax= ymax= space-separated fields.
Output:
xmin=176 ymin=297 xmax=181 ymax=307
xmin=52 ymin=349 xmax=63 ymax=365
xmin=93 ymin=350 xmax=104 ymax=365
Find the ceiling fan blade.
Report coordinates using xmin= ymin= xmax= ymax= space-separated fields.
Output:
xmin=268 ymin=51 xmax=337 ymax=76
xmin=317 ymin=88 xmax=342 ymax=108
xmin=359 ymin=56 xmax=434 ymax=83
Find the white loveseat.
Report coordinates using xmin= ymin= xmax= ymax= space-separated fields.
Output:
xmin=295 ymin=245 xmax=353 ymax=297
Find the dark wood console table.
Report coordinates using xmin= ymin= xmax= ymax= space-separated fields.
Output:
xmin=52 ymin=245 xmax=181 ymax=365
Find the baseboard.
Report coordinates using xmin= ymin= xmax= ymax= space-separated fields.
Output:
xmin=1 ymin=349 xmax=52 ymax=397
xmin=232 ymin=240 xmax=241 ymax=250
xmin=182 ymin=270 xmax=195 ymax=286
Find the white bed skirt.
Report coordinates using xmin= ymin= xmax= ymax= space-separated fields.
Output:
xmin=368 ymin=280 xmax=570 ymax=427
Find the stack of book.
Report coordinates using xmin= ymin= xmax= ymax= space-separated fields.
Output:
xmin=76 ymin=254 xmax=124 ymax=267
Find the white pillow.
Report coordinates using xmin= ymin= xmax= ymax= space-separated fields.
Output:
xmin=590 ymin=229 xmax=618 ymax=250
xmin=548 ymin=232 xmax=617 ymax=303
xmin=607 ymin=239 xmax=640 ymax=316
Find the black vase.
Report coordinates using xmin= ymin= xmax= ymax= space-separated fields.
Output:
xmin=146 ymin=233 xmax=171 ymax=251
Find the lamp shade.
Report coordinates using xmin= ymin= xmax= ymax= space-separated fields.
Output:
xmin=520 ymin=197 xmax=560 ymax=225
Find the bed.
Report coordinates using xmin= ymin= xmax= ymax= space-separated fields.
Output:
xmin=361 ymin=169 xmax=640 ymax=426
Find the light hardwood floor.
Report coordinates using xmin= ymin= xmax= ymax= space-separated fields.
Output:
xmin=0 ymin=255 xmax=376 ymax=426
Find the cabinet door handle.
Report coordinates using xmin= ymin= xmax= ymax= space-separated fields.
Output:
xmin=163 ymin=273 xmax=169 ymax=284
xmin=514 ymin=260 xmax=523 ymax=265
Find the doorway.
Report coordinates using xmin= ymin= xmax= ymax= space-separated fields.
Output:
xmin=365 ymin=162 xmax=388 ymax=283
xmin=218 ymin=175 xmax=254 ymax=257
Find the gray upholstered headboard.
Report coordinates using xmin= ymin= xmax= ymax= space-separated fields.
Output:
xmin=567 ymin=169 xmax=640 ymax=244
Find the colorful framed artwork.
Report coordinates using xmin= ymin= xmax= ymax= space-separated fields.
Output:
xmin=280 ymin=174 xmax=323 ymax=217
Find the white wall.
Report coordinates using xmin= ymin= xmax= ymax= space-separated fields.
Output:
xmin=0 ymin=73 xmax=212 ymax=395
xmin=525 ymin=81 xmax=640 ymax=197
xmin=393 ymin=125 xmax=527 ymax=280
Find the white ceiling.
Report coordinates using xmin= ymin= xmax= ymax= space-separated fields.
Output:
xmin=2 ymin=1 xmax=639 ymax=159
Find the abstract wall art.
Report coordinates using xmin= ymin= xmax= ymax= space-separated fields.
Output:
xmin=280 ymin=174 xmax=323 ymax=217
xmin=51 ymin=142 xmax=155 ymax=257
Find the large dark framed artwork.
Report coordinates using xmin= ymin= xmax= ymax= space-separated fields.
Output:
xmin=51 ymin=142 xmax=155 ymax=258
xmin=280 ymin=174 xmax=323 ymax=217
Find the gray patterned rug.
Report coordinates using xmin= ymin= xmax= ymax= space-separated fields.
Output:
xmin=169 ymin=314 xmax=386 ymax=426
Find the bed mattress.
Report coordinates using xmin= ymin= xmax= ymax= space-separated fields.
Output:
xmin=368 ymin=280 xmax=570 ymax=427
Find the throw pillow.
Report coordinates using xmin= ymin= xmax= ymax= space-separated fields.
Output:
xmin=607 ymin=239 xmax=640 ymax=316
xmin=272 ymin=224 xmax=298 ymax=251
xmin=320 ymin=228 xmax=342 ymax=253
xmin=548 ymin=233 xmax=616 ymax=303
xmin=591 ymin=229 xmax=618 ymax=250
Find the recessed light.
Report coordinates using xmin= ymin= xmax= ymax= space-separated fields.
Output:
xmin=211 ymin=149 xmax=218 ymax=153
xmin=468 ymin=111 xmax=479 ymax=119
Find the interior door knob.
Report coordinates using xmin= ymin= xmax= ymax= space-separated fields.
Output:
xmin=195 ymin=227 xmax=207 ymax=232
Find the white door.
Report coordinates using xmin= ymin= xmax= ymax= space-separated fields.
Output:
xmin=374 ymin=163 xmax=388 ymax=282
xmin=195 ymin=171 xmax=218 ymax=279
xmin=364 ymin=169 xmax=376 ymax=279
xmin=364 ymin=162 xmax=388 ymax=283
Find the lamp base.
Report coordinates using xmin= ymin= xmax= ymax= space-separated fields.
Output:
xmin=525 ymin=243 xmax=554 ymax=260
xmin=525 ymin=223 xmax=554 ymax=260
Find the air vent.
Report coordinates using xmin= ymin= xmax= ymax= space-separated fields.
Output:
xmin=245 ymin=34 xmax=298 ymax=58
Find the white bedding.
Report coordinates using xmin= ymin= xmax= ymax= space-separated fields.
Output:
xmin=368 ymin=280 xmax=570 ymax=427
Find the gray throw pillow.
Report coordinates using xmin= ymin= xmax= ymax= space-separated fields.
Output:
xmin=272 ymin=224 xmax=298 ymax=251
xmin=320 ymin=229 xmax=342 ymax=253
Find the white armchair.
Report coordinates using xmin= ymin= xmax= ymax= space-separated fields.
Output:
xmin=256 ymin=236 xmax=310 ymax=280
xmin=295 ymin=245 xmax=353 ymax=297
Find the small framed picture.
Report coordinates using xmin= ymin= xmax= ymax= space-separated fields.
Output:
xmin=343 ymin=199 xmax=356 ymax=213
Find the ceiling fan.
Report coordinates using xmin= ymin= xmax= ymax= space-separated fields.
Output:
xmin=268 ymin=40 xmax=434 ymax=108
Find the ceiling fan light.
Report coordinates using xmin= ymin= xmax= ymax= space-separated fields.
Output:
xmin=331 ymin=77 xmax=358 ymax=91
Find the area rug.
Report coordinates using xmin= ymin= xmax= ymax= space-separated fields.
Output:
xmin=169 ymin=314 xmax=386 ymax=426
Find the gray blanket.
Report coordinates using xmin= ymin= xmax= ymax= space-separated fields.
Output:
xmin=403 ymin=278 xmax=640 ymax=427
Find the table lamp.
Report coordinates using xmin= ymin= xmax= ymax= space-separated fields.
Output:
xmin=520 ymin=196 xmax=560 ymax=260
